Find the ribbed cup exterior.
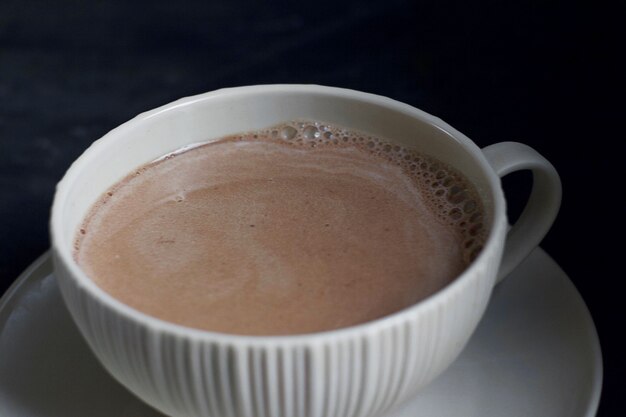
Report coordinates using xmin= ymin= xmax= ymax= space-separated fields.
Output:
xmin=53 ymin=229 xmax=504 ymax=417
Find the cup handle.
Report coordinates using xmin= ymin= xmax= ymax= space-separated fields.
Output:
xmin=481 ymin=142 xmax=562 ymax=283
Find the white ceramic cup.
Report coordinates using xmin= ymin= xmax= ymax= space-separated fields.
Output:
xmin=50 ymin=85 xmax=561 ymax=417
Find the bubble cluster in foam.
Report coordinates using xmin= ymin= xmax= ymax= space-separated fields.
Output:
xmin=232 ymin=120 xmax=487 ymax=264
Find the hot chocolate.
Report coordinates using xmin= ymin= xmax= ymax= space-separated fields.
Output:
xmin=74 ymin=121 xmax=487 ymax=335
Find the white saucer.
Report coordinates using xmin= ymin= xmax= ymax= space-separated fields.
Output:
xmin=0 ymin=249 xmax=602 ymax=417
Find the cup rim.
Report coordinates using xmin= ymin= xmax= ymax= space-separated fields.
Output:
xmin=50 ymin=84 xmax=508 ymax=345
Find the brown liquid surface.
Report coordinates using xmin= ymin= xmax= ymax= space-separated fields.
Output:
xmin=75 ymin=121 xmax=486 ymax=335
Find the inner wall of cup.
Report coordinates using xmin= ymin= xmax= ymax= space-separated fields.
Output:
xmin=59 ymin=89 xmax=496 ymax=254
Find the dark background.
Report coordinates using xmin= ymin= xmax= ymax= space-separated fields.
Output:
xmin=0 ymin=0 xmax=622 ymax=415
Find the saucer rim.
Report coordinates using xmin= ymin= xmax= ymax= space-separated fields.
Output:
xmin=0 ymin=249 xmax=603 ymax=417
xmin=0 ymin=251 xmax=52 ymax=327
